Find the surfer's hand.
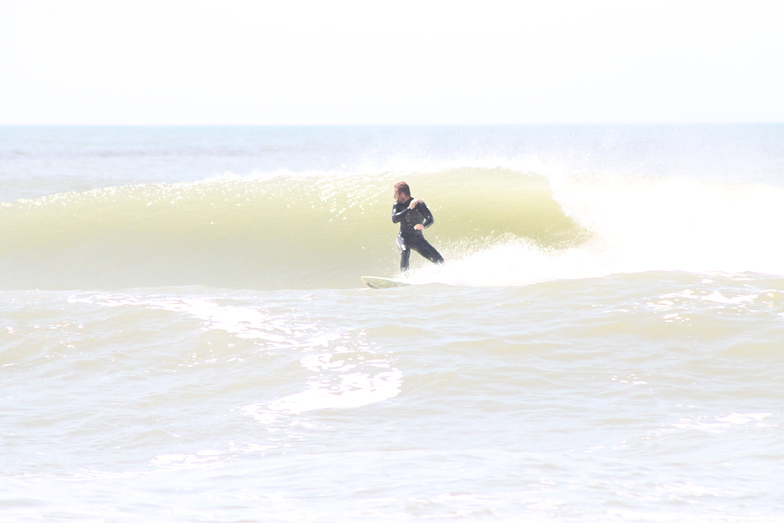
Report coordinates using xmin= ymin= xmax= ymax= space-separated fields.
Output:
xmin=414 ymin=224 xmax=424 ymax=230
xmin=409 ymin=199 xmax=420 ymax=209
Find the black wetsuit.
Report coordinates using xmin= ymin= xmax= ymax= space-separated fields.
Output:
xmin=391 ymin=197 xmax=444 ymax=271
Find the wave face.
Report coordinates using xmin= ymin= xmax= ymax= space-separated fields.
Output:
xmin=0 ymin=168 xmax=583 ymax=290
xmin=3 ymin=163 xmax=784 ymax=290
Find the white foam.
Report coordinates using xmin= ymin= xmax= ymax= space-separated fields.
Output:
xmin=403 ymin=173 xmax=784 ymax=287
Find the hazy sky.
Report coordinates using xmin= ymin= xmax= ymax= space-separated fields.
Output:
xmin=1 ymin=0 xmax=782 ymax=125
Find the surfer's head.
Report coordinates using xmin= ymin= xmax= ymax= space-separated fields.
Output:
xmin=393 ymin=181 xmax=410 ymax=203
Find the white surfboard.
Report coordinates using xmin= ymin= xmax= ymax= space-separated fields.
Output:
xmin=361 ymin=276 xmax=411 ymax=289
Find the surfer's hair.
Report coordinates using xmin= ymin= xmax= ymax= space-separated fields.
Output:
xmin=393 ymin=181 xmax=410 ymax=197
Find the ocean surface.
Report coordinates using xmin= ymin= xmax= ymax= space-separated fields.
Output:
xmin=1 ymin=124 xmax=784 ymax=522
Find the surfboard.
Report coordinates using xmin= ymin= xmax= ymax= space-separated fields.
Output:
xmin=361 ymin=276 xmax=411 ymax=289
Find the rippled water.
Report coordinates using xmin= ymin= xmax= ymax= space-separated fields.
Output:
xmin=2 ymin=125 xmax=784 ymax=521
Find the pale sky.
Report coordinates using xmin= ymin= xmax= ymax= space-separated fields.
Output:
xmin=1 ymin=0 xmax=782 ymax=125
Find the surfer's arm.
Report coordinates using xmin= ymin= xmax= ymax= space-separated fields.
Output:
xmin=418 ymin=201 xmax=435 ymax=229
xmin=391 ymin=204 xmax=409 ymax=223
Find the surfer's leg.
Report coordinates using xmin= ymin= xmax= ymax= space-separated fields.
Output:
xmin=400 ymin=247 xmax=411 ymax=272
xmin=398 ymin=236 xmax=411 ymax=272
xmin=411 ymin=239 xmax=444 ymax=264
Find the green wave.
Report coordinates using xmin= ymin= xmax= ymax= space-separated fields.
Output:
xmin=0 ymin=168 xmax=585 ymax=290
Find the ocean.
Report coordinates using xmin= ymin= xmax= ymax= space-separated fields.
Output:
xmin=1 ymin=124 xmax=783 ymax=521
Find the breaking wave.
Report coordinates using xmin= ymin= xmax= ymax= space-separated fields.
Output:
xmin=1 ymin=165 xmax=782 ymax=290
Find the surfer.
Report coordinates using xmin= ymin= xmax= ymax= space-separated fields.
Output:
xmin=391 ymin=181 xmax=444 ymax=272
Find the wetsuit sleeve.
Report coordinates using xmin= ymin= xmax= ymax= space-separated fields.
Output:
xmin=418 ymin=201 xmax=435 ymax=228
xmin=391 ymin=204 xmax=408 ymax=223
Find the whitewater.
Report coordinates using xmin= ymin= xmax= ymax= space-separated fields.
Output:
xmin=2 ymin=125 xmax=784 ymax=521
